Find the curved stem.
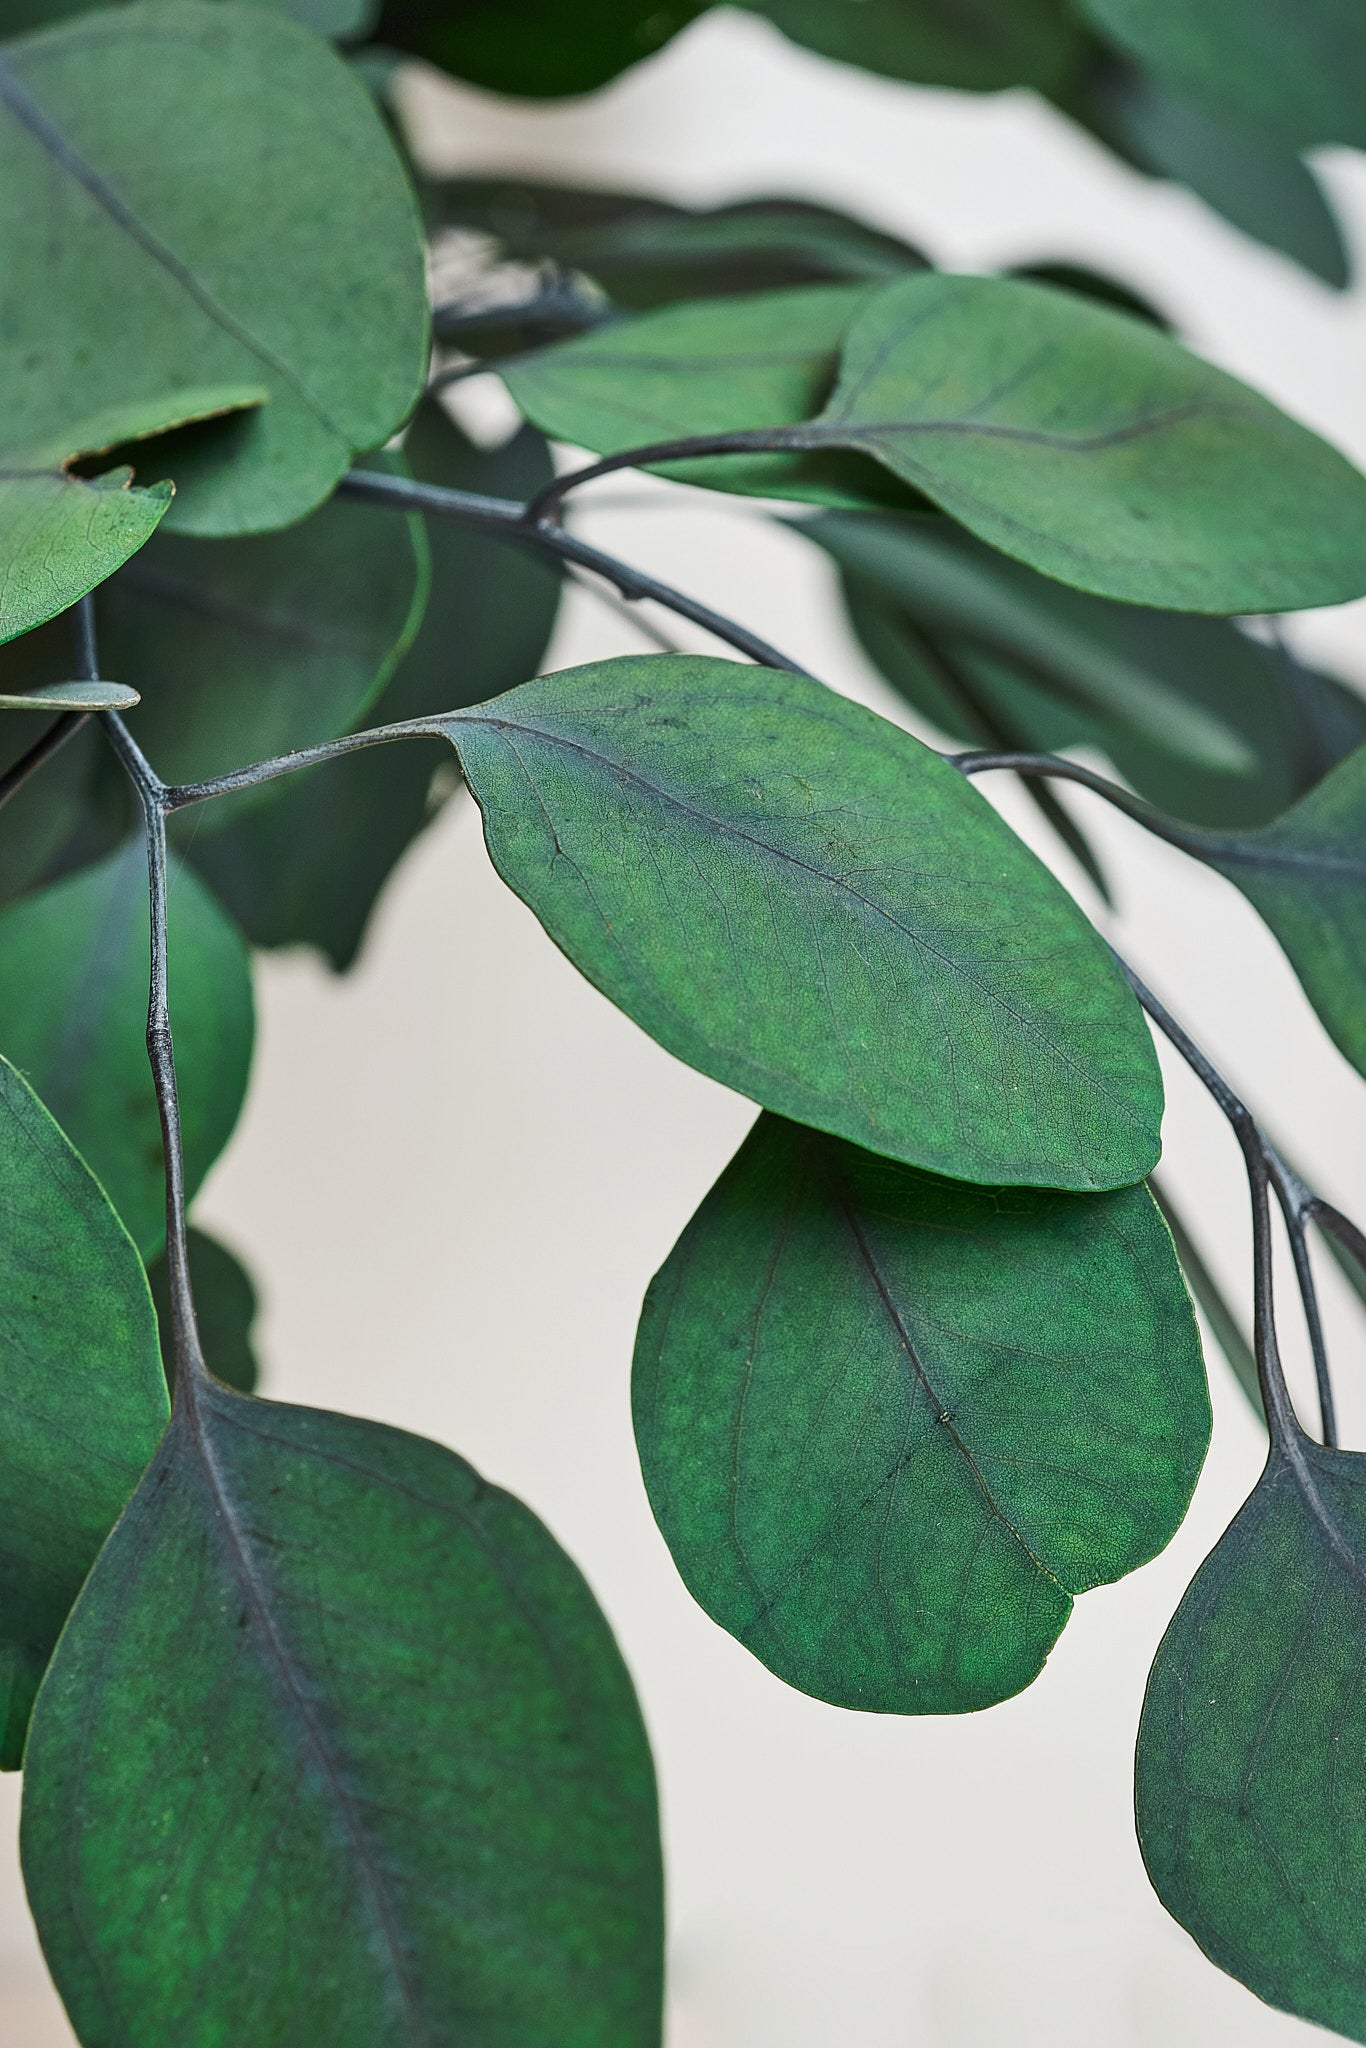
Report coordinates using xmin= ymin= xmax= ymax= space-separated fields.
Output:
xmin=953 ymin=748 xmax=1204 ymax=856
xmin=521 ymin=426 xmax=819 ymax=525
xmin=339 ymin=467 xmax=809 ymax=674
xmin=165 ymin=717 xmax=444 ymax=810
xmin=1115 ymin=954 xmax=1325 ymax=1445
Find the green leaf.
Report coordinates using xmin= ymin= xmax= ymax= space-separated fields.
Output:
xmin=0 ymin=461 xmax=172 ymax=648
xmin=193 ymin=409 xmax=563 ymax=970
xmin=0 ymin=1 xmax=428 ymax=538
xmin=441 ymin=653 xmax=1162 ymax=1191
xmin=508 ymin=275 xmax=1366 ymax=610
xmin=1087 ymin=63 xmax=1350 ymax=287
xmin=101 ymin=495 xmax=429 ymax=825
xmin=21 ymin=1381 xmax=664 ymax=2044
xmin=503 ymin=285 xmax=919 ymax=510
xmin=804 ymin=510 xmax=1366 ymax=828
xmin=635 ymin=1113 xmax=1207 ymax=1711
xmin=1150 ymin=1179 xmax=1260 ymax=1415
xmin=376 ymin=0 xmax=700 ymax=94
xmin=0 ymin=843 xmax=254 ymax=1254
xmin=1080 ymin=0 xmax=1366 ymax=151
xmin=1179 ymin=744 xmax=1366 ymax=1080
xmin=0 ymin=678 xmax=137 ymax=710
xmin=147 ymin=1226 xmax=261 ymax=1395
xmin=806 ymin=274 xmax=1366 ymax=610
xmin=753 ymin=0 xmax=1081 ymax=93
xmin=1136 ymin=1426 xmax=1366 ymax=2037
xmin=1 ymin=0 xmax=375 ymax=34
xmin=0 ymin=1054 xmax=167 ymax=1771
xmin=436 ymin=179 xmax=929 ymax=307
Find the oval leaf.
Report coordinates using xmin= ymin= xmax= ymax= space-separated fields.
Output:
xmin=1136 ymin=1427 xmax=1366 ymax=2036
xmin=808 ymin=274 xmax=1366 ymax=611
xmin=0 ymin=0 xmax=428 ymax=537
xmin=756 ymin=0 xmax=1080 ymax=93
xmin=1080 ymin=0 xmax=1366 ymax=151
xmin=21 ymin=1382 xmax=664 ymax=2045
xmin=0 ymin=844 xmax=254 ymax=1254
xmin=635 ymin=1114 xmax=1208 ymax=1710
xmin=0 ymin=468 xmax=170 ymax=646
xmin=0 ymin=1055 xmax=167 ymax=1769
xmin=441 ymin=654 xmax=1162 ymax=1191
xmin=503 ymin=285 xmax=914 ymax=510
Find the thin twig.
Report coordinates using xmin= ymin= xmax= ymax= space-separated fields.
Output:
xmin=522 ymin=426 xmax=820 ymax=525
xmin=99 ymin=701 xmax=205 ymax=1396
xmin=339 ymin=467 xmax=809 ymax=674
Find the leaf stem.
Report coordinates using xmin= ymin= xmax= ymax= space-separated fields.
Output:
xmin=1114 ymin=955 xmax=1328 ymax=1446
xmin=97 ymin=688 xmax=205 ymax=1395
xmin=520 ymin=427 xmax=822 ymax=526
xmin=952 ymin=747 xmax=1203 ymax=855
xmin=338 ymin=466 xmax=810 ymax=675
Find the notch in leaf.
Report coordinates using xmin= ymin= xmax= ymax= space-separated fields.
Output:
xmin=0 ymin=1055 xmax=168 ymax=1770
xmin=0 ymin=0 xmax=429 ymax=539
xmin=439 ymin=654 xmax=1163 ymax=1193
xmin=21 ymin=1381 xmax=664 ymax=2046
xmin=634 ymin=1113 xmax=1209 ymax=1711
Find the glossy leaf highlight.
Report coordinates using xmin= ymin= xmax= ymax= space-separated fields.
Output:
xmin=442 ymin=654 xmax=1162 ymax=1191
xmin=635 ymin=1114 xmax=1208 ymax=1710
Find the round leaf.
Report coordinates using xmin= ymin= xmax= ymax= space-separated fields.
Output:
xmin=441 ymin=654 xmax=1163 ymax=1192
xmin=21 ymin=1382 xmax=664 ymax=2046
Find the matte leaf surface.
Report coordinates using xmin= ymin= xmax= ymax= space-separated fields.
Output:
xmin=147 ymin=1227 xmax=261 ymax=1394
xmin=0 ymin=844 xmax=254 ymax=1253
xmin=194 ymin=410 xmax=563 ymax=969
xmin=0 ymin=463 xmax=170 ymax=647
xmin=805 ymin=510 xmax=1366 ymax=828
xmin=503 ymin=285 xmax=915 ymax=509
xmin=1184 ymin=744 xmax=1366 ymax=1078
xmin=442 ymin=655 xmax=1162 ymax=1191
xmin=635 ymin=1114 xmax=1208 ymax=1710
xmin=754 ymin=0 xmax=1081 ymax=93
xmin=21 ymin=1381 xmax=664 ymax=2046
xmin=0 ymin=1056 xmax=167 ymax=1770
xmin=1137 ymin=1426 xmax=1366 ymax=2037
xmin=0 ymin=1 xmax=428 ymax=537
xmin=1081 ymin=0 xmax=1366 ymax=151
xmin=807 ymin=275 xmax=1366 ymax=610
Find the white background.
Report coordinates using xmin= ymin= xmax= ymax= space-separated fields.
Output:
xmin=5 ymin=11 xmax=1366 ymax=2042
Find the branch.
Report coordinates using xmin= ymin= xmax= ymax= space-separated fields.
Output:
xmin=0 ymin=595 xmax=99 ymax=816
xmin=952 ymin=748 xmax=1203 ymax=856
xmin=98 ymin=688 xmax=206 ymax=1396
xmin=339 ymin=468 xmax=809 ymax=675
xmin=521 ymin=427 xmax=819 ymax=525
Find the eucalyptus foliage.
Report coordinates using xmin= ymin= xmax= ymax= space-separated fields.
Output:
xmin=2 ymin=0 xmax=1366 ymax=2041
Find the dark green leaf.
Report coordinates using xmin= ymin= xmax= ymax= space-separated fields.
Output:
xmin=807 ymin=274 xmax=1366 ymax=610
xmin=441 ymin=653 xmax=1162 ymax=1191
xmin=0 ymin=1054 xmax=167 ymax=1770
xmin=804 ymin=510 xmax=1366 ymax=828
xmin=1181 ymin=744 xmax=1366 ymax=1080
xmin=0 ymin=1 xmax=428 ymax=539
xmin=1006 ymin=259 xmax=1169 ymax=327
xmin=1136 ymin=1426 xmax=1366 ymax=2036
xmin=147 ymin=1226 xmax=261 ymax=1394
xmin=635 ymin=1113 xmax=1207 ymax=1710
xmin=21 ymin=1381 xmax=664 ymax=2044
xmin=0 ymin=712 xmax=97 ymax=911
xmin=377 ymin=0 xmax=700 ymax=95
xmin=101 ymin=497 xmax=429 ymax=825
xmin=1087 ymin=62 xmax=1350 ymax=287
xmin=1080 ymin=0 xmax=1366 ymax=150
xmin=753 ymin=0 xmax=1081 ymax=93
xmin=504 ymin=285 xmax=920 ymax=510
xmin=0 ymin=843 xmax=254 ymax=1254
xmin=436 ymin=179 xmax=929 ymax=306
xmin=193 ymin=409 xmax=563 ymax=970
